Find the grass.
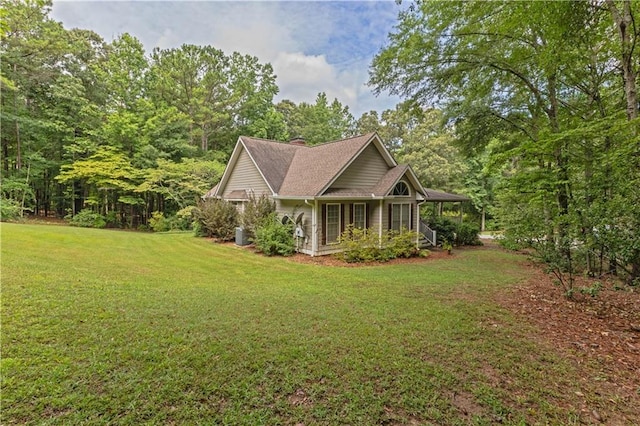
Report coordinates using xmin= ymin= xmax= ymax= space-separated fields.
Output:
xmin=2 ymin=223 xmax=585 ymax=424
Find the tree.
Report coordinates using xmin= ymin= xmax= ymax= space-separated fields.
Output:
xmin=56 ymin=147 xmax=140 ymax=215
xmin=370 ymin=0 xmax=640 ymax=289
xmin=137 ymin=158 xmax=224 ymax=212
xmin=1 ymin=0 xmax=108 ymax=216
xmin=277 ymin=93 xmax=355 ymax=144
xmin=147 ymin=45 xmax=278 ymax=154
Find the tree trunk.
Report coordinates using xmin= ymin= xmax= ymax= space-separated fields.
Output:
xmin=2 ymin=136 xmax=9 ymax=172
xmin=606 ymin=0 xmax=639 ymax=122
xmin=14 ymin=64 xmax=21 ymax=171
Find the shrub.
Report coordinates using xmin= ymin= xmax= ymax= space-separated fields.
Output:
xmin=338 ymin=226 xmax=423 ymax=263
xmin=173 ymin=206 xmax=197 ymax=231
xmin=67 ymin=209 xmax=106 ymax=228
xmin=0 ymin=198 xmax=22 ymax=222
xmin=241 ymin=194 xmax=275 ymax=239
xmin=104 ymin=211 xmax=120 ymax=228
xmin=338 ymin=226 xmax=383 ymax=263
xmin=387 ymin=228 xmax=420 ymax=258
xmin=428 ymin=217 xmax=458 ymax=245
xmin=254 ymin=213 xmax=295 ymax=256
xmin=427 ymin=217 xmax=481 ymax=246
xmin=149 ymin=211 xmax=171 ymax=232
xmin=455 ymin=222 xmax=482 ymax=246
xmin=193 ymin=199 xmax=238 ymax=240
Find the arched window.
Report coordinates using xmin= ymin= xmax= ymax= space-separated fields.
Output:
xmin=392 ymin=181 xmax=410 ymax=196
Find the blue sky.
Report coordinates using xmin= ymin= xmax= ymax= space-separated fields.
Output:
xmin=51 ymin=1 xmax=405 ymax=117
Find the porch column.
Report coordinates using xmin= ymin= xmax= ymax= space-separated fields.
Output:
xmin=313 ymin=199 xmax=319 ymax=256
xmin=379 ymin=199 xmax=383 ymax=247
xmin=416 ymin=202 xmax=420 ymax=249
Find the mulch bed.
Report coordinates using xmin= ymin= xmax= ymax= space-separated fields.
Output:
xmin=286 ymin=247 xmax=453 ymax=267
xmin=496 ymin=253 xmax=640 ymax=424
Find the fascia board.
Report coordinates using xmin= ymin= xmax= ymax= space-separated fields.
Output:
xmin=218 ymin=137 xmax=276 ymax=197
xmin=405 ymin=164 xmax=427 ymax=197
xmin=240 ymin=139 xmax=276 ymax=196
xmin=383 ymin=165 xmax=426 ymax=199
xmin=214 ymin=137 xmax=244 ymax=197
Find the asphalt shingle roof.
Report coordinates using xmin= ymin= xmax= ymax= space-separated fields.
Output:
xmin=210 ymin=133 xmax=467 ymax=203
xmin=278 ymin=133 xmax=376 ymax=196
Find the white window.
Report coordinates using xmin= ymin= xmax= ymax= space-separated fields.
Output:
xmin=392 ymin=181 xmax=410 ymax=196
xmin=326 ymin=204 xmax=341 ymax=244
xmin=391 ymin=203 xmax=411 ymax=231
xmin=353 ymin=203 xmax=366 ymax=229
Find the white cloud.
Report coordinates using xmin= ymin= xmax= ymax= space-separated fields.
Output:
xmin=51 ymin=1 xmax=402 ymax=116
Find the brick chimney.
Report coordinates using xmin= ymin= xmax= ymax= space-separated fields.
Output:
xmin=289 ymin=137 xmax=306 ymax=146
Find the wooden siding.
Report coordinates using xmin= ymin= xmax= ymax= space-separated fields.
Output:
xmin=329 ymin=144 xmax=390 ymax=189
xmin=222 ymin=148 xmax=271 ymax=197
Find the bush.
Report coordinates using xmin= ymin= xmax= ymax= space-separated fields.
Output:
xmin=149 ymin=211 xmax=171 ymax=232
xmin=241 ymin=194 xmax=275 ymax=239
xmin=104 ymin=211 xmax=120 ymax=228
xmin=338 ymin=226 xmax=384 ymax=263
xmin=193 ymin=199 xmax=238 ymax=240
xmin=456 ymin=222 xmax=482 ymax=246
xmin=67 ymin=209 xmax=106 ymax=228
xmin=0 ymin=198 xmax=22 ymax=222
xmin=386 ymin=228 xmax=421 ymax=258
xmin=427 ymin=217 xmax=481 ymax=246
xmin=254 ymin=213 xmax=295 ymax=256
xmin=428 ymin=217 xmax=458 ymax=245
xmin=338 ymin=226 xmax=424 ymax=263
xmin=173 ymin=206 xmax=197 ymax=231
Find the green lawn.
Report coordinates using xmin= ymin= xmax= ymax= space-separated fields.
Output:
xmin=2 ymin=223 xmax=584 ymax=424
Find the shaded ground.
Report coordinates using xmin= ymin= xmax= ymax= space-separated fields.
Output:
xmin=495 ymin=252 xmax=640 ymax=424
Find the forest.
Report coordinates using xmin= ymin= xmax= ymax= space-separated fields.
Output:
xmin=1 ymin=0 xmax=639 ymax=287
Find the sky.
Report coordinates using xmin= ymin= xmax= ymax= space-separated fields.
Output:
xmin=50 ymin=1 xmax=405 ymax=117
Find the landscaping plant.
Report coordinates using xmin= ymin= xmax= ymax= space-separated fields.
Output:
xmin=192 ymin=198 xmax=238 ymax=240
xmin=253 ymin=213 xmax=295 ymax=256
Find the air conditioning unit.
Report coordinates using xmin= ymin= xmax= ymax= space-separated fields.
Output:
xmin=235 ymin=227 xmax=250 ymax=246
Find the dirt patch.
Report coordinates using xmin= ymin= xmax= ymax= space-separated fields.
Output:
xmin=287 ymin=388 xmax=312 ymax=407
xmin=497 ymin=258 xmax=640 ymax=424
xmin=450 ymin=390 xmax=486 ymax=420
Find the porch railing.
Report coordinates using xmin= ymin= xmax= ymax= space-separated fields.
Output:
xmin=419 ymin=220 xmax=437 ymax=246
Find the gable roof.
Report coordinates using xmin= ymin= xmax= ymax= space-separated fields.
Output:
xmin=240 ymin=136 xmax=300 ymax=194
xmin=211 ymin=132 xmax=430 ymax=199
xmin=279 ymin=133 xmax=392 ymax=197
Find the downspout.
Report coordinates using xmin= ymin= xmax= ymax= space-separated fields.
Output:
xmin=305 ymin=199 xmax=317 ymax=256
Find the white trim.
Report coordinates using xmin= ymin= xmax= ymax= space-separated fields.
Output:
xmin=213 ymin=137 xmax=244 ymax=197
xmin=391 ymin=180 xmax=411 ymax=197
xmin=390 ymin=202 xmax=411 ymax=231
xmin=314 ymin=199 xmax=319 ymax=255
xmin=353 ymin=203 xmax=366 ymax=229
xmin=214 ymin=138 xmax=275 ymax=198
xmin=378 ymin=199 xmax=383 ymax=246
xmin=325 ymin=203 xmax=341 ymax=245
xmin=239 ymin=139 xmax=276 ymax=195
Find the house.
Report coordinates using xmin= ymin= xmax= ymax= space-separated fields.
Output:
xmin=205 ymin=132 xmax=467 ymax=256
